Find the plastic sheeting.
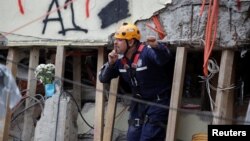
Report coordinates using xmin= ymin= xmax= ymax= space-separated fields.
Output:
xmin=0 ymin=64 xmax=21 ymax=118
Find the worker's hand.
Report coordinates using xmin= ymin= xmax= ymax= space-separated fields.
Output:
xmin=108 ymin=49 xmax=118 ymax=66
xmin=146 ymin=36 xmax=158 ymax=48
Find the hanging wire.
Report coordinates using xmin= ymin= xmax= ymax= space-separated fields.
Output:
xmin=199 ymin=58 xmax=238 ymax=112
xmin=199 ymin=58 xmax=220 ymax=111
xmin=54 ymin=83 xmax=63 ymax=141
xmin=11 ymin=94 xmax=44 ymax=118
xmin=64 ymin=90 xmax=94 ymax=129
xmin=11 ymin=101 xmax=42 ymax=123
xmin=115 ymin=106 xmax=128 ymax=119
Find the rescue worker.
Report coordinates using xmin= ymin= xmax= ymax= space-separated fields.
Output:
xmin=99 ymin=22 xmax=173 ymax=141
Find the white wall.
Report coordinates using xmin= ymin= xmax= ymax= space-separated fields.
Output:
xmin=0 ymin=0 xmax=171 ymax=43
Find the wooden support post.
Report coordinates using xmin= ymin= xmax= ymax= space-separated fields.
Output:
xmin=166 ymin=47 xmax=187 ymax=141
xmin=1 ymin=48 xmax=20 ymax=141
xmin=0 ymin=90 xmax=11 ymax=141
xmin=213 ymin=50 xmax=235 ymax=124
xmin=94 ymin=47 xmax=105 ymax=141
xmin=73 ymin=56 xmax=82 ymax=107
xmin=55 ymin=46 xmax=65 ymax=80
xmin=245 ymin=101 xmax=250 ymax=125
xmin=22 ymin=47 xmax=39 ymax=141
xmin=103 ymin=77 xmax=119 ymax=141
xmin=6 ymin=48 xmax=19 ymax=78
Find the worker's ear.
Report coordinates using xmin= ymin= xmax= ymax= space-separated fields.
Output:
xmin=128 ymin=39 xmax=135 ymax=47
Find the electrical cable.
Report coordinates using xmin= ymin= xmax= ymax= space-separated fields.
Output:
xmin=78 ymin=128 xmax=93 ymax=139
xmin=54 ymin=84 xmax=63 ymax=141
xmin=199 ymin=58 xmax=238 ymax=111
xmin=25 ymin=95 xmax=44 ymax=113
xmin=199 ymin=59 xmax=219 ymax=111
xmin=64 ymin=90 xmax=94 ymax=129
xmin=11 ymin=94 xmax=44 ymax=117
xmin=11 ymin=101 xmax=41 ymax=123
xmin=115 ymin=106 xmax=128 ymax=119
xmin=34 ymin=94 xmax=45 ymax=103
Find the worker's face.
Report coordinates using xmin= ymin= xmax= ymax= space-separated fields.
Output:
xmin=114 ymin=38 xmax=127 ymax=54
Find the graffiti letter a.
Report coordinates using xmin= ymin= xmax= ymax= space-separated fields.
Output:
xmin=42 ymin=0 xmax=66 ymax=35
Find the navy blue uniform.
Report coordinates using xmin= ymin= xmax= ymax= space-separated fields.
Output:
xmin=99 ymin=43 xmax=173 ymax=141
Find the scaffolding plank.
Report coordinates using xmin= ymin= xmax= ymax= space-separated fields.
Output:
xmin=94 ymin=47 xmax=105 ymax=141
xmin=166 ymin=47 xmax=187 ymax=141
xmin=245 ymin=101 xmax=250 ymax=125
xmin=1 ymin=48 xmax=20 ymax=141
xmin=22 ymin=47 xmax=40 ymax=141
xmin=6 ymin=48 xmax=19 ymax=78
xmin=0 ymin=90 xmax=10 ymax=141
xmin=213 ymin=50 xmax=235 ymax=124
xmin=103 ymin=77 xmax=119 ymax=141
xmin=55 ymin=46 xmax=65 ymax=79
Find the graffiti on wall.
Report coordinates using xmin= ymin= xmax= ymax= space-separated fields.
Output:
xmin=42 ymin=0 xmax=88 ymax=35
xmin=18 ymin=0 xmax=25 ymax=15
xmin=17 ymin=0 xmax=131 ymax=36
xmin=0 ymin=0 xmax=171 ymax=41
xmin=98 ymin=0 xmax=130 ymax=29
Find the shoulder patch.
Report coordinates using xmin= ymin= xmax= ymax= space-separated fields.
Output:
xmin=137 ymin=59 xmax=142 ymax=67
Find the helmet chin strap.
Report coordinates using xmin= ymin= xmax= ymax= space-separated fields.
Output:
xmin=123 ymin=39 xmax=140 ymax=59
xmin=123 ymin=40 xmax=130 ymax=58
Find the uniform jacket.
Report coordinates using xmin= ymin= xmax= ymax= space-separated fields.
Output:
xmin=99 ymin=43 xmax=174 ymax=99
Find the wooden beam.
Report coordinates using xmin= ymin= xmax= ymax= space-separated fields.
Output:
xmin=73 ymin=56 xmax=82 ymax=107
xmin=0 ymin=90 xmax=11 ymax=141
xmin=213 ymin=50 xmax=235 ymax=124
xmin=6 ymin=48 xmax=19 ymax=78
xmin=1 ymin=48 xmax=20 ymax=141
xmin=103 ymin=77 xmax=119 ymax=141
xmin=94 ymin=47 xmax=105 ymax=141
xmin=166 ymin=47 xmax=187 ymax=141
xmin=245 ymin=101 xmax=250 ymax=125
xmin=21 ymin=47 xmax=39 ymax=141
xmin=55 ymin=46 xmax=65 ymax=80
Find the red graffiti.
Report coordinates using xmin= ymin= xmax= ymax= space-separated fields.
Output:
xmin=18 ymin=0 xmax=25 ymax=14
xmin=86 ymin=0 xmax=90 ymax=18
xmin=17 ymin=0 xmax=91 ymax=17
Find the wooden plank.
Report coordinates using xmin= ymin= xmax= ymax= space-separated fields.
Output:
xmin=103 ymin=77 xmax=119 ymax=141
xmin=6 ymin=48 xmax=19 ymax=78
xmin=21 ymin=47 xmax=39 ymax=141
xmin=166 ymin=47 xmax=187 ymax=141
xmin=245 ymin=101 xmax=250 ymax=125
xmin=0 ymin=90 xmax=11 ymax=141
xmin=53 ymin=46 xmax=66 ymax=140
xmin=73 ymin=56 xmax=82 ymax=107
xmin=1 ymin=48 xmax=20 ymax=141
xmin=55 ymin=46 xmax=65 ymax=79
xmin=212 ymin=50 xmax=235 ymax=124
xmin=93 ymin=47 xmax=105 ymax=141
